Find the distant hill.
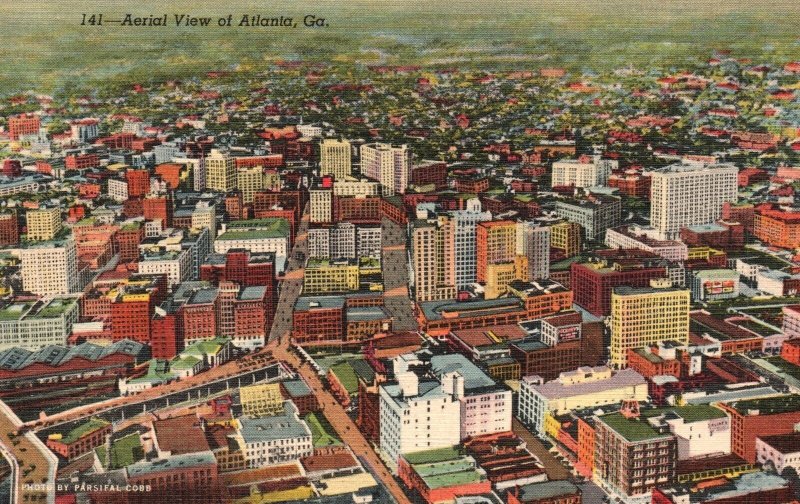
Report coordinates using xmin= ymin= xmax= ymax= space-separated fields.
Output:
xmin=1 ymin=0 xmax=799 ymax=95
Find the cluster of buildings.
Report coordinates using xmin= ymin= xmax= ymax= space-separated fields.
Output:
xmin=1 ymin=52 xmax=800 ymax=504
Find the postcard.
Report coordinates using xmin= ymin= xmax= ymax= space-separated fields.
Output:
xmin=0 ymin=1 xmax=799 ymax=503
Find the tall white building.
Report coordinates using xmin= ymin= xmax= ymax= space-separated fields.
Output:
xmin=451 ymin=199 xmax=491 ymax=290
xmin=379 ymin=371 xmax=461 ymax=472
xmin=191 ymin=202 xmax=217 ymax=239
xmin=138 ymin=249 xmax=192 ymax=289
xmin=320 ymin=139 xmax=352 ymax=179
xmin=647 ymin=163 xmax=738 ymax=239
xmin=551 ymin=156 xmax=616 ymax=188
xmin=307 ymin=227 xmax=331 ymax=259
xmin=0 ymin=296 xmax=80 ymax=351
xmin=330 ymin=222 xmax=357 ymax=259
xmin=517 ymin=222 xmax=551 ymax=281
xmin=333 ymin=177 xmax=381 ymax=197
xmin=357 ymin=225 xmax=382 ymax=259
xmin=360 ymin=143 xmax=410 ymax=197
xmin=430 ymin=354 xmax=512 ymax=440
xmin=19 ymin=240 xmax=79 ymax=296
xmin=205 ymin=149 xmax=236 ymax=192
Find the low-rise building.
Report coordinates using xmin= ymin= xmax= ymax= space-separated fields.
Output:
xmin=235 ymin=401 xmax=313 ymax=467
xmin=518 ymin=367 xmax=647 ymax=435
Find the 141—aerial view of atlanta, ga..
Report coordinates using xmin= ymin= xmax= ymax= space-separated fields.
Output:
xmin=2 ymin=0 xmax=800 ymax=503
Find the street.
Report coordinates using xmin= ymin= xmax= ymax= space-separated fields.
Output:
xmin=268 ymin=202 xmax=310 ymax=343
xmin=272 ymin=342 xmax=411 ymax=504
xmin=381 ymin=218 xmax=418 ymax=332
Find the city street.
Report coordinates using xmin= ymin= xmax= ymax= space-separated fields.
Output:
xmin=272 ymin=342 xmax=410 ymax=504
xmin=268 ymin=203 xmax=310 ymax=343
xmin=381 ymin=218 xmax=418 ymax=332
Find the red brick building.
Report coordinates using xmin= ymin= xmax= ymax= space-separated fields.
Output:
xmin=142 ymin=195 xmax=173 ymax=227
xmin=46 ymin=418 xmax=111 ymax=461
xmin=0 ymin=211 xmax=19 ymax=247
xmin=506 ymin=481 xmax=582 ymax=504
xmin=180 ymin=298 xmax=217 ymax=344
xmin=65 ymin=152 xmax=99 ymax=170
xmin=570 ymin=250 xmax=667 ymax=317
xmin=224 ymin=192 xmax=244 ymax=221
xmin=126 ymin=169 xmax=151 ymax=199
xmin=154 ymin=163 xmax=184 ymax=190
xmin=200 ymin=249 xmax=276 ymax=321
xmin=753 ymin=206 xmax=800 ymax=249
xmin=608 ymin=170 xmax=651 ymax=198
xmin=2 ymin=159 xmax=22 ymax=177
xmin=718 ymin=395 xmax=800 ymax=463
xmin=8 ymin=114 xmax=40 ymax=140
xmin=234 ymin=154 xmax=283 ymax=169
xmin=454 ymin=176 xmax=490 ymax=194
xmin=781 ymin=338 xmax=800 ymax=366
xmin=380 ymin=196 xmax=408 ymax=224
xmin=721 ymin=202 xmax=754 ymax=235
xmin=737 ymin=167 xmax=769 ymax=187
xmin=151 ymin=309 xmax=182 ymax=359
xmin=125 ymin=452 xmax=221 ymax=504
xmin=115 ymin=224 xmax=144 ymax=263
xmin=97 ymin=132 xmax=135 ymax=150
xmin=626 ymin=347 xmax=682 ymax=379
xmin=411 ymin=161 xmax=448 ymax=189
xmin=680 ymin=221 xmax=744 ymax=249
xmin=336 ymin=196 xmax=382 ymax=223
xmin=292 ymin=297 xmax=345 ymax=343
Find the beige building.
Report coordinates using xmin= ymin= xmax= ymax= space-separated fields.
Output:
xmin=236 ymin=166 xmax=264 ymax=204
xmin=551 ymin=156 xmax=616 ymax=188
xmin=26 ymin=208 xmax=62 ymax=241
xmin=360 ymin=143 xmax=410 ymax=197
xmin=320 ymin=139 xmax=352 ymax=179
xmin=205 ymin=149 xmax=236 ymax=192
xmin=239 ymin=382 xmax=284 ymax=418
xmin=550 ymin=221 xmax=582 ymax=258
xmin=303 ymin=259 xmax=360 ymax=294
xmin=309 ymin=187 xmax=333 ymax=223
xmin=519 ymin=367 xmax=647 ymax=434
xmin=412 ymin=216 xmax=456 ymax=302
xmin=610 ymin=281 xmax=690 ymax=368
xmin=19 ymin=240 xmax=79 ymax=295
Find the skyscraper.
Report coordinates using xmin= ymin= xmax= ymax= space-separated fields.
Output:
xmin=20 ymin=240 xmax=79 ymax=295
xmin=647 ymin=163 xmax=738 ymax=239
xmin=205 ymin=149 xmax=236 ymax=192
xmin=451 ymin=199 xmax=491 ymax=290
xmin=25 ymin=208 xmax=62 ymax=241
xmin=518 ymin=222 xmax=551 ymax=281
xmin=360 ymin=143 xmax=410 ymax=197
xmin=411 ymin=216 xmax=456 ymax=302
xmin=320 ymin=139 xmax=352 ymax=179
xmin=610 ymin=280 xmax=690 ymax=368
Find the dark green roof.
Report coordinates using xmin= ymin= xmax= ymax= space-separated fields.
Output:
xmin=728 ymin=394 xmax=800 ymax=416
xmin=61 ymin=418 xmax=110 ymax=444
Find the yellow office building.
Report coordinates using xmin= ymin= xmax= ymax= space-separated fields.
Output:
xmin=610 ymin=280 xmax=690 ymax=368
xmin=303 ymin=259 xmax=360 ymax=294
xmin=26 ymin=208 xmax=62 ymax=241
xmin=550 ymin=221 xmax=582 ymax=258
